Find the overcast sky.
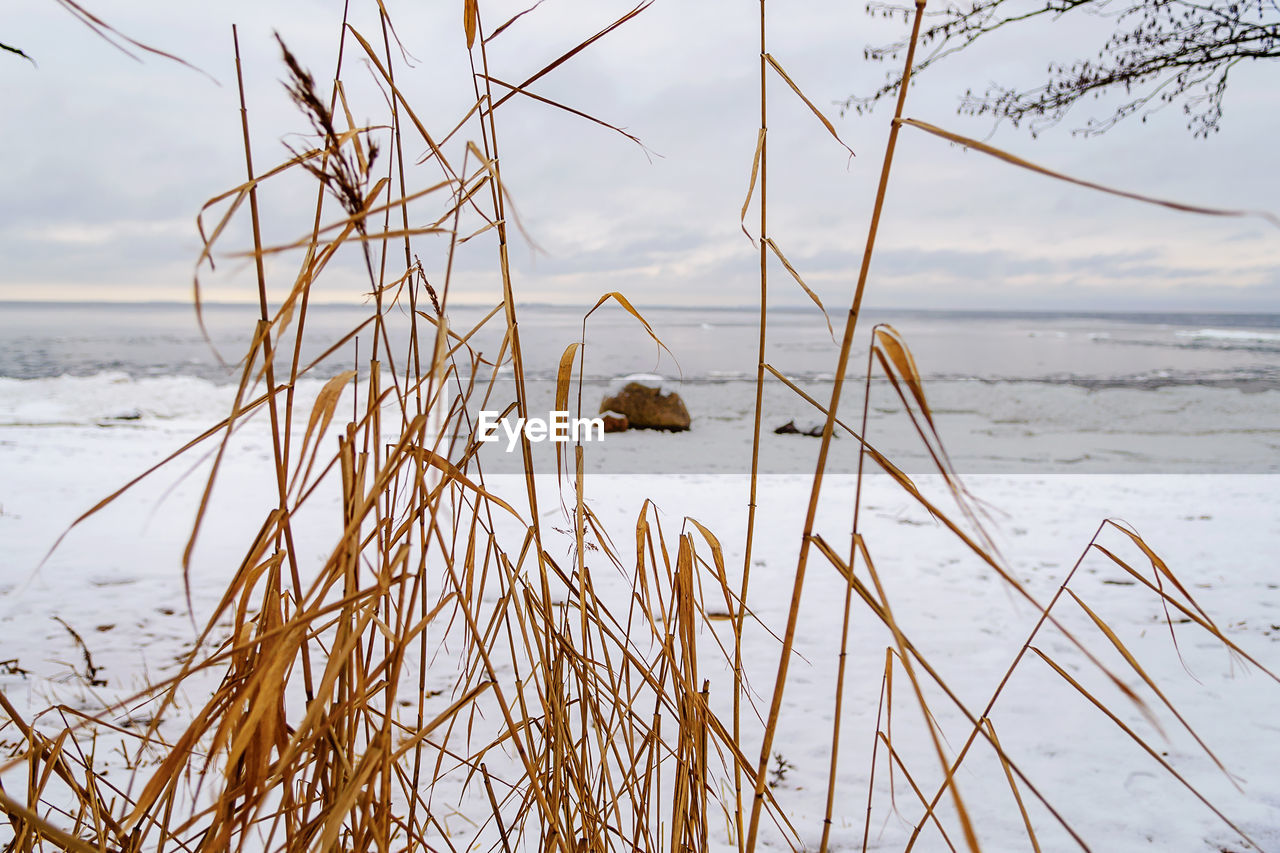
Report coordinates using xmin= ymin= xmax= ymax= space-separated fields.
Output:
xmin=2 ymin=0 xmax=1277 ymax=311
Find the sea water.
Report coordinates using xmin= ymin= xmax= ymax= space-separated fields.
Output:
xmin=1 ymin=301 xmax=1278 ymax=473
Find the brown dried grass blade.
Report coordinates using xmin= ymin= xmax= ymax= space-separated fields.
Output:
xmin=1105 ymin=521 xmax=1217 ymax=629
xmin=762 ymin=362 xmax=915 ymax=487
xmin=465 ymin=141 xmax=543 ymax=251
xmin=389 ymin=682 xmax=495 ymax=761
xmin=334 ymin=81 xmax=369 ymax=174
xmin=1091 ymin=542 xmax=1280 ymax=685
xmin=54 ymin=0 xmax=208 ymax=77
xmin=294 ymin=369 xmax=356 ymax=479
xmin=37 ymin=390 xmax=274 ymax=571
xmin=740 ymin=128 xmax=766 ymax=242
xmin=347 ymin=25 xmax=462 ymax=183
xmin=196 ymin=149 xmax=321 ymax=255
xmin=870 ymin=325 xmax=1000 ymax=563
xmin=873 ymin=325 xmax=932 ymax=430
xmin=488 ymin=2 xmax=655 ymax=116
xmin=982 ymin=718 xmax=1041 ymax=853
xmin=1067 ymin=589 xmax=1238 ymax=784
xmin=479 ymin=74 xmax=650 ymax=153
xmin=584 ymin=291 xmax=675 ymax=366
xmin=485 ymin=0 xmax=549 ymax=43
xmin=1032 ymin=648 xmax=1263 ymax=851
xmin=764 ymin=238 xmax=835 ymax=339
xmin=0 ymin=787 xmax=99 ymax=853
xmin=899 ymin=118 xmax=1280 ymax=229
xmin=763 ymin=54 xmax=854 ymax=159
xmin=463 ymin=0 xmax=479 ymax=48
xmin=412 ymin=446 xmax=526 ymax=521
xmin=555 ymin=341 xmax=581 ymax=484
xmin=555 ymin=343 xmax=580 ymax=415
xmin=683 ymin=517 xmax=744 ymax=629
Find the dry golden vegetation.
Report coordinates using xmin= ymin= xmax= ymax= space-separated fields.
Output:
xmin=2 ymin=2 xmax=1277 ymax=852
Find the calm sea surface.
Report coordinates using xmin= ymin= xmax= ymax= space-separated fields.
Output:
xmin=2 ymin=301 xmax=1280 ymax=386
xmin=2 ymin=302 xmax=1279 ymax=473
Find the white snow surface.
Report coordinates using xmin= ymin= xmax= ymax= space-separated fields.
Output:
xmin=610 ymin=372 xmax=669 ymax=391
xmin=2 ymin=382 xmax=1279 ymax=852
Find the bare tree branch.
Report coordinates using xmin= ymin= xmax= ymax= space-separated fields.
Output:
xmin=846 ymin=0 xmax=1280 ymax=136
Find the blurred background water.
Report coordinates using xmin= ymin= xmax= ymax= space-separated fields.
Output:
xmin=2 ymin=301 xmax=1278 ymax=473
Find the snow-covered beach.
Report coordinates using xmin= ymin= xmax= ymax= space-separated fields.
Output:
xmin=2 ymin=303 xmax=1279 ymax=850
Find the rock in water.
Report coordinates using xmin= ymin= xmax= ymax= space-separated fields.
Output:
xmin=600 ymin=383 xmax=690 ymax=432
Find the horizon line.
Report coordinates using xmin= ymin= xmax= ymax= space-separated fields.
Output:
xmin=1 ymin=298 xmax=1278 ymax=317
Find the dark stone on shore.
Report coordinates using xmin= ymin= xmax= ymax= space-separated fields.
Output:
xmin=600 ymin=383 xmax=690 ymax=432
xmin=774 ymin=419 xmax=826 ymax=437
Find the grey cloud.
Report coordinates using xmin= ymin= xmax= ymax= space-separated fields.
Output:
xmin=1 ymin=0 xmax=1276 ymax=313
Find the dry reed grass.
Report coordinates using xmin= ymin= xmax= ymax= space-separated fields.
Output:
xmin=2 ymin=2 xmax=1276 ymax=851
